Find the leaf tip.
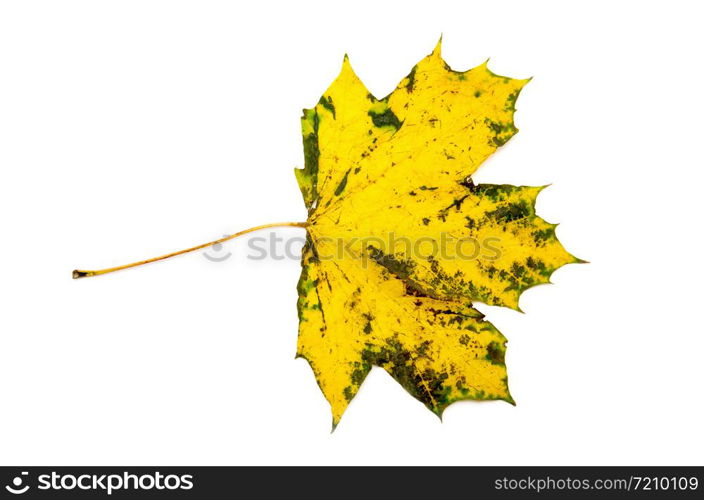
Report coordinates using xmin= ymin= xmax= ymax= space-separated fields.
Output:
xmin=481 ymin=60 xmax=532 ymax=88
xmin=339 ymin=53 xmax=358 ymax=78
xmin=431 ymin=35 xmax=443 ymax=58
xmin=503 ymin=296 xmax=525 ymax=313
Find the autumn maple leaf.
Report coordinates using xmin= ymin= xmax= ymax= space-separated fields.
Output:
xmin=73 ymin=40 xmax=581 ymax=430
xmin=293 ymin=40 xmax=582 ymax=427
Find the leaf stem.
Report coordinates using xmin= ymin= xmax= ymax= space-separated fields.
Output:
xmin=72 ymin=221 xmax=308 ymax=279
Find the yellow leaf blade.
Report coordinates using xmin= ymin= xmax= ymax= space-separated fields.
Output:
xmin=295 ymin=42 xmax=581 ymax=426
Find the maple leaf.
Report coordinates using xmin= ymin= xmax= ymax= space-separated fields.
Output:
xmin=72 ymin=39 xmax=582 ymax=430
xmin=294 ymin=40 xmax=581 ymax=427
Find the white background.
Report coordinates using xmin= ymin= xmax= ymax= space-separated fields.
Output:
xmin=1 ymin=0 xmax=702 ymax=465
